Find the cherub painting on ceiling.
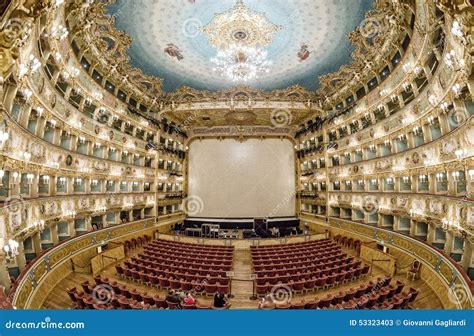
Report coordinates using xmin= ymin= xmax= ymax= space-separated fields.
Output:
xmin=297 ymin=43 xmax=312 ymax=62
xmin=164 ymin=43 xmax=184 ymax=61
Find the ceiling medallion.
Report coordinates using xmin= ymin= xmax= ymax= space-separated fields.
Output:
xmin=202 ymin=0 xmax=283 ymax=82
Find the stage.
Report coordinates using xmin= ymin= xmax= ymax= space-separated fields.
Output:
xmin=180 ymin=217 xmax=302 ymax=238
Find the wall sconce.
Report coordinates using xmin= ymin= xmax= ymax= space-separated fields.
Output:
xmin=384 ymin=140 xmax=391 ymax=147
xmin=74 ymin=178 xmax=83 ymax=185
xmin=468 ymin=169 xmax=474 ymax=181
xmin=455 ymin=149 xmax=467 ymax=159
xmin=452 ymin=171 xmax=463 ymax=182
xmin=412 ymin=126 xmax=422 ymax=135
xmin=402 ymin=176 xmax=411 ymax=183
xmin=123 ymin=202 xmax=134 ymax=209
xmin=19 ymin=151 xmax=32 ymax=162
xmin=371 ymin=179 xmax=378 ymax=185
xmin=11 ymin=172 xmax=19 ymax=184
xmin=436 ymin=172 xmax=447 ymax=183
xmin=32 ymin=219 xmax=45 ymax=233
xmin=419 ymin=175 xmax=428 ymax=183
xmin=386 ymin=177 xmax=394 ymax=185
xmin=63 ymin=210 xmax=76 ymax=219
xmin=91 ymin=179 xmax=99 ymax=186
xmin=452 ymin=83 xmax=462 ymax=97
xmin=26 ymin=173 xmax=34 ymax=185
xmin=440 ymin=101 xmax=450 ymax=112
xmin=0 ymin=129 xmax=9 ymax=148
xmin=58 ymin=177 xmax=67 ymax=185
xmin=3 ymin=239 xmax=19 ymax=263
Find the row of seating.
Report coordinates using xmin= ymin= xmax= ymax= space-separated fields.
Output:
xmin=139 ymin=249 xmax=233 ymax=265
xmin=123 ymin=235 xmax=152 ymax=254
xmin=256 ymin=263 xmax=369 ymax=286
xmin=148 ymin=239 xmax=233 ymax=253
xmin=145 ymin=245 xmax=234 ymax=258
xmin=264 ymin=277 xmax=418 ymax=310
xmin=251 ymin=238 xmax=336 ymax=253
xmin=121 ymin=259 xmax=231 ymax=278
xmin=67 ymin=276 xmax=214 ymax=309
xmin=333 ymin=235 xmax=362 ymax=253
xmin=116 ymin=264 xmax=231 ymax=296
xmin=253 ymin=248 xmax=343 ymax=262
xmin=254 ymin=255 xmax=359 ymax=273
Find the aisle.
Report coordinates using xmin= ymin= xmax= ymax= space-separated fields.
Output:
xmin=230 ymin=249 xmax=257 ymax=309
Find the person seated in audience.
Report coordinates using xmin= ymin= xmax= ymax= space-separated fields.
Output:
xmin=213 ymin=293 xmax=230 ymax=308
xmin=183 ymin=292 xmax=195 ymax=305
xmin=258 ymin=295 xmax=275 ymax=309
xmin=270 ymin=227 xmax=279 ymax=237
xmin=165 ymin=290 xmax=181 ymax=307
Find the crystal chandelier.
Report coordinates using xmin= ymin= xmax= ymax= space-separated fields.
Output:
xmin=211 ymin=44 xmax=271 ymax=82
xmin=202 ymin=0 xmax=282 ymax=82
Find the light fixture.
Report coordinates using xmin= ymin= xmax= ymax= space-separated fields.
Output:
xmin=436 ymin=172 xmax=446 ymax=183
xmin=202 ymin=0 xmax=282 ymax=82
xmin=455 ymin=149 xmax=467 ymax=159
xmin=419 ymin=175 xmax=428 ymax=183
xmin=452 ymin=171 xmax=462 ymax=182
xmin=63 ymin=210 xmax=76 ymax=219
xmin=26 ymin=173 xmax=34 ymax=184
xmin=0 ymin=130 xmax=9 ymax=148
xmin=32 ymin=220 xmax=45 ymax=233
xmin=11 ymin=172 xmax=19 ymax=184
xmin=3 ymin=239 xmax=19 ymax=263
xmin=465 ymin=169 xmax=474 ymax=180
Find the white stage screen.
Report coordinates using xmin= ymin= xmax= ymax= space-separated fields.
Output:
xmin=188 ymin=138 xmax=296 ymax=218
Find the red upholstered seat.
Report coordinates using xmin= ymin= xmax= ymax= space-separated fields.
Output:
xmin=153 ymin=296 xmax=166 ymax=309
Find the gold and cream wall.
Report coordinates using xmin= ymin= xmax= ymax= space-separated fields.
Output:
xmin=296 ymin=1 xmax=473 ymax=279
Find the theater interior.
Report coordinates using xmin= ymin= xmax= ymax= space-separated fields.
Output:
xmin=0 ymin=0 xmax=472 ymax=311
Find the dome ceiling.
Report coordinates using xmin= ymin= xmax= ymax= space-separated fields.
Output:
xmin=106 ymin=0 xmax=373 ymax=93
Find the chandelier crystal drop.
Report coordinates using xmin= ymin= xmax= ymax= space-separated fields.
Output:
xmin=211 ymin=44 xmax=272 ymax=82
